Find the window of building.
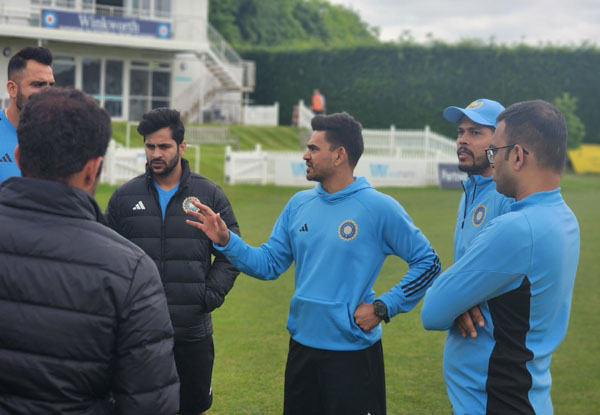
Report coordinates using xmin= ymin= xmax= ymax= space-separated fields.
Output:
xmin=129 ymin=61 xmax=171 ymax=120
xmin=53 ymin=56 xmax=75 ymax=88
xmin=105 ymin=60 xmax=123 ymax=118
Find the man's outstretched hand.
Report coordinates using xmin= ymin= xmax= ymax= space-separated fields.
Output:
xmin=185 ymin=199 xmax=230 ymax=247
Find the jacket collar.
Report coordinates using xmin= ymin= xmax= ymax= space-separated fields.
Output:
xmin=0 ymin=177 xmax=105 ymax=223
xmin=462 ymin=174 xmax=494 ymax=189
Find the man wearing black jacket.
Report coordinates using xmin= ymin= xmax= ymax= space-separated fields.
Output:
xmin=105 ymin=108 xmax=240 ymax=415
xmin=0 ymin=88 xmax=179 ymax=414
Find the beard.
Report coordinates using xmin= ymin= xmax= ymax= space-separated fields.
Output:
xmin=150 ymin=151 xmax=180 ymax=177
xmin=457 ymin=147 xmax=490 ymax=176
xmin=15 ymin=89 xmax=27 ymax=111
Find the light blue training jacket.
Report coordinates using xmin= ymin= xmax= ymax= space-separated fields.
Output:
xmin=422 ymin=189 xmax=580 ymax=415
xmin=0 ymin=109 xmax=20 ymax=183
xmin=216 ymin=177 xmax=440 ymax=351
xmin=453 ymin=175 xmax=513 ymax=261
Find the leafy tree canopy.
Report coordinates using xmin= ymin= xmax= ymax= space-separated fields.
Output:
xmin=209 ymin=0 xmax=379 ymax=50
xmin=553 ymin=92 xmax=585 ymax=149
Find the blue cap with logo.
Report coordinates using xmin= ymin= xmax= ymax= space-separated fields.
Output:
xmin=443 ymin=99 xmax=505 ymax=128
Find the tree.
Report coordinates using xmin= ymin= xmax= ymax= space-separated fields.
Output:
xmin=553 ymin=92 xmax=585 ymax=149
xmin=208 ymin=0 xmax=378 ymax=49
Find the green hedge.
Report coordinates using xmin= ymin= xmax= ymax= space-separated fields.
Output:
xmin=243 ymin=44 xmax=600 ymax=143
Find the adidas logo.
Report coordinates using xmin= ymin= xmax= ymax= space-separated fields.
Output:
xmin=132 ymin=201 xmax=146 ymax=210
xmin=299 ymin=224 xmax=308 ymax=232
xmin=0 ymin=153 xmax=13 ymax=163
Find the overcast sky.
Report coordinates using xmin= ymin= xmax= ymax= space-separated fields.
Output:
xmin=329 ymin=0 xmax=600 ymax=46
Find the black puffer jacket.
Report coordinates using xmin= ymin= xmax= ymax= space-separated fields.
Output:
xmin=0 ymin=177 xmax=179 ymax=415
xmin=105 ymin=159 xmax=240 ymax=341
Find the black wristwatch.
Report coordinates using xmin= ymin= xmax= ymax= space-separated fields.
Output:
xmin=373 ymin=300 xmax=390 ymax=323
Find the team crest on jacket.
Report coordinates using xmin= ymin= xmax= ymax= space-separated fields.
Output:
xmin=472 ymin=204 xmax=486 ymax=226
xmin=183 ymin=196 xmax=201 ymax=213
xmin=338 ymin=220 xmax=358 ymax=241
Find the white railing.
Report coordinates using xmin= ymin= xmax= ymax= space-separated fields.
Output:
xmin=243 ymin=102 xmax=279 ymax=126
xmin=292 ymin=99 xmax=314 ymax=130
xmin=100 ymin=139 xmax=146 ymax=185
xmin=362 ymin=125 xmax=456 ymax=158
xmin=297 ymin=124 xmax=456 ymax=159
xmin=225 ymin=144 xmax=456 ymax=187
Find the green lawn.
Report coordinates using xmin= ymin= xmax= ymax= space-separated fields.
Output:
xmin=95 ymin=172 xmax=600 ymax=415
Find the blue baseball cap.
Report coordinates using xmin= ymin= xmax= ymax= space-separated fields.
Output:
xmin=443 ymin=99 xmax=505 ymax=128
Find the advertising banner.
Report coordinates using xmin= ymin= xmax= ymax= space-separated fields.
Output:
xmin=41 ymin=9 xmax=171 ymax=39
xmin=437 ymin=162 xmax=467 ymax=189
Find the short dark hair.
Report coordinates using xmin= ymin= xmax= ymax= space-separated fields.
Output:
xmin=137 ymin=107 xmax=185 ymax=145
xmin=17 ymin=88 xmax=111 ymax=181
xmin=311 ymin=112 xmax=364 ymax=167
xmin=497 ymin=100 xmax=567 ymax=173
xmin=8 ymin=46 xmax=53 ymax=81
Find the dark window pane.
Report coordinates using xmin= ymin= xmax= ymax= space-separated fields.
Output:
xmin=130 ymin=69 xmax=149 ymax=96
xmin=82 ymin=58 xmax=100 ymax=95
xmin=151 ymin=71 xmax=170 ymax=98
xmin=105 ymin=100 xmax=122 ymax=117
xmin=53 ymin=63 xmax=75 ymax=88
xmin=105 ymin=60 xmax=123 ymax=95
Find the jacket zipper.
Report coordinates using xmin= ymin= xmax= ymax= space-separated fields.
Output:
xmin=461 ymin=179 xmax=478 ymax=229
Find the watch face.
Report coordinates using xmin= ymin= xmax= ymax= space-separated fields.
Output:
xmin=375 ymin=302 xmax=386 ymax=316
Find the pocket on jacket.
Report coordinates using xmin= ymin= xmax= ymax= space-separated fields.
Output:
xmin=287 ymin=295 xmax=374 ymax=350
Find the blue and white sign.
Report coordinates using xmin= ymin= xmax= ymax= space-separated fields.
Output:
xmin=41 ymin=9 xmax=171 ymax=39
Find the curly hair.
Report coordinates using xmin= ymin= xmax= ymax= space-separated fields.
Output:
xmin=311 ymin=112 xmax=364 ymax=167
xmin=137 ymin=107 xmax=185 ymax=145
xmin=17 ymin=88 xmax=111 ymax=181
xmin=8 ymin=46 xmax=53 ymax=81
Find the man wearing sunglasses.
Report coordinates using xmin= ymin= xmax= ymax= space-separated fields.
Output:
xmin=422 ymin=100 xmax=580 ymax=414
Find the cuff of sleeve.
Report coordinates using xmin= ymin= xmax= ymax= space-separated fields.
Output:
xmin=213 ymin=230 xmax=239 ymax=252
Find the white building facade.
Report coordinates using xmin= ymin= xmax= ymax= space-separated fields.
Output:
xmin=0 ymin=0 xmax=254 ymax=122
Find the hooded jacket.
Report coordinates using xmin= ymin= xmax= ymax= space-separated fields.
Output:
xmin=216 ymin=177 xmax=440 ymax=351
xmin=105 ymin=159 xmax=240 ymax=341
xmin=0 ymin=177 xmax=179 ymax=415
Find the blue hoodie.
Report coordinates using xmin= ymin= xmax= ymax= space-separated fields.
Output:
xmin=216 ymin=177 xmax=440 ymax=351
xmin=422 ymin=189 xmax=580 ymax=414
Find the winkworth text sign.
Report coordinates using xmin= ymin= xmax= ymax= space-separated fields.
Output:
xmin=42 ymin=9 xmax=171 ymax=39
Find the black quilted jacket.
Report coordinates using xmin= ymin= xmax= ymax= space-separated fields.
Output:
xmin=0 ymin=177 xmax=179 ymax=414
xmin=105 ymin=159 xmax=240 ymax=342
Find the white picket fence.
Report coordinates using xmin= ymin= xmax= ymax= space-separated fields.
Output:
xmin=225 ymin=143 xmax=456 ymax=187
xmin=243 ymin=102 xmax=279 ymax=126
xmin=100 ymin=140 xmax=147 ymax=185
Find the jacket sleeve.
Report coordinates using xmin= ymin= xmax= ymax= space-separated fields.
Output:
xmin=202 ymin=185 xmax=241 ymax=312
xmin=421 ymin=214 xmax=532 ymax=330
xmin=214 ymin=200 xmax=294 ymax=280
xmin=375 ymin=196 xmax=442 ymax=317
xmin=112 ymin=254 xmax=180 ymax=415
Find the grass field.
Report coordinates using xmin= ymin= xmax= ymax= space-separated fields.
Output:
xmin=95 ymin=169 xmax=600 ymax=414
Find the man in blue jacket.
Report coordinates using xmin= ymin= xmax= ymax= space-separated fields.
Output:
xmin=422 ymin=100 xmax=580 ymax=414
xmin=186 ymin=112 xmax=441 ymax=415
xmin=443 ymin=99 xmax=513 ymax=338
xmin=1 ymin=46 xmax=54 ymax=182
